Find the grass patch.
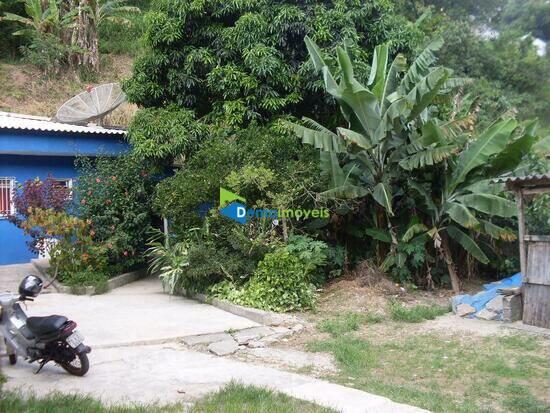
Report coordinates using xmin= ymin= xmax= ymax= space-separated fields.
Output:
xmin=388 ymin=300 xmax=449 ymax=323
xmin=0 ymin=382 xmax=334 ymax=413
xmin=189 ymin=381 xmax=336 ymax=413
xmin=500 ymin=334 xmax=540 ymax=351
xmin=317 ymin=311 xmax=384 ymax=337
xmin=0 ymin=392 xmax=180 ymax=413
xmin=306 ymin=332 xmax=550 ymax=413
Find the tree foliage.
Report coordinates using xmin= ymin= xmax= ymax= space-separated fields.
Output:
xmin=124 ymin=0 xmax=421 ymax=127
xmin=295 ymin=36 xmax=544 ymax=292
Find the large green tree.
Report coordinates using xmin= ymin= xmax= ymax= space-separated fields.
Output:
xmin=124 ymin=0 xmax=420 ymax=134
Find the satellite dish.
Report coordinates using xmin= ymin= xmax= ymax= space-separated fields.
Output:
xmin=54 ymin=83 xmax=126 ymax=125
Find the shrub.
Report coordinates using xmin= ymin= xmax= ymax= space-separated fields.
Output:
xmin=18 ymin=208 xmax=109 ymax=281
xmin=224 ymin=247 xmax=316 ymax=312
xmin=20 ymin=33 xmax=72 ymax=76
xmin=9 ymin=176 xmax=72 ymax=254
xmin=75 ymin=155 xmax=157 ymax=271
xmin=63 ymin=271 xmax=109 ymax=293
xmin=126 ymin=105 xmax=207 ymax=162
xmin=146 ymin=231 xmax=189 ymax=294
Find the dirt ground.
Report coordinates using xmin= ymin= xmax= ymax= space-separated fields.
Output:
xmin=0 ymin=54 xmax=137 ymax=127
xmin=265 ymin=274 xmax=550 ymax=413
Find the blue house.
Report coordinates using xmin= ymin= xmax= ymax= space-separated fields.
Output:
xmin=0 ymin=112 xmax=129 ymax=265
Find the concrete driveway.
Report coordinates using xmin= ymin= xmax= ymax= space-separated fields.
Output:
xmin=0 ymin=263 xmax=37 ymax=293
xmin=1 ymin=272 xmax=428 ymax=413
xmin=20 ymin=276 xmax=259 ymax=347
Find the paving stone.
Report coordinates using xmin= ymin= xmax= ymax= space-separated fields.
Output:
xmin=182 ymin=332 xmax=232 ymax=346
xmin=486 ymin=295 xmax=504 ymax=313
xmin=456 ymin=303 xmax=476 ymax=317
xmin=291 ymin=324 xmax=305 ymax=333
xmin=503 ymin=294 xmax=523 ymax=322
xmin=208 ymin=339 xmax=239 ymax=356
xmin=232 ymin=326 xmax=274 ymax=345
xmin=244 ymin=348 xmax=338 ymax=373
xmin=476 ymin=308 xmax=499 ymax=321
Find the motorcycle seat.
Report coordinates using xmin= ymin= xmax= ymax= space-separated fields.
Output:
xmin=27 ymin=315 xmax=68 ymax=336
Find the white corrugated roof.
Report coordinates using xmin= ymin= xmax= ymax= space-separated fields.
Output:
xmin=0 ymin=112 xmax=126 ymax=136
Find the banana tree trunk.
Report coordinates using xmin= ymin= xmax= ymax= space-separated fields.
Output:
xmin=439 ymin=234 xmax=460 ymax=293
xmin=72 ymin=0 xmax=100 ymax=72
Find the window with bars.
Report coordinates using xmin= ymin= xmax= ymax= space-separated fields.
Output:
xmin=0 ymin=177 xmax=15 ymax=218
xmin=51 ymin=178 xmax=74 ymax=199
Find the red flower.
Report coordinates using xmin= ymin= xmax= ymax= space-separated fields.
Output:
xmin=123 ymin=250 xmax=129 ymax=256
xmin=96 ymin=178 xmax=101 ymax=183
xmin=81 ymin=199 xmax=87 ymax=205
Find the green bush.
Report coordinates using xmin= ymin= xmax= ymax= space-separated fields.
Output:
xmin=211 ymin=247 xmax=316 ymax=312
xmin=146 ymin=231 xmax=189 ymax=294
xmin=75 ymin=155 xmax=157 ymax=271
xmin=152 ymin=125 xmax=324 ymax=296
xmin=126 ymin=105 xmax=207 ymax=162
xmin=21 ymin=33 xmax=72 ymax=76
xmin=243 ymin=248 xmax=316 ymax=312
xmin=63 ymin=271 xmax=109 ymax=293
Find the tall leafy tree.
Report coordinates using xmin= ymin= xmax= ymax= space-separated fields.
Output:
xmin=124 ymin=0 xmax=420 ymax=135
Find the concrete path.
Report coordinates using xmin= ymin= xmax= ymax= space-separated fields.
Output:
xmin=0 ymin=263 xmax=36 ymax=293
xmin=3 ymin=343 xmax=427 ymax=413
xmin=19 ymin=277 xmax=260 ymax=347
xmin=1 ymin=274 xmax=428 ymax=412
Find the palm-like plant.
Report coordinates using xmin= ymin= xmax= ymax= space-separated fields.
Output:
xmin=406 ymin=119 xmax=539 ymax=292
xmin=292 ymin=37 xmax=468 ymax=256
xmin=1 ymin=0 xmax=67 ymax=36
xmin=146 ymin=231 xmax=189 ymax=295
xmin=72 ymin=0 xmax=140 ymax=71
xmin=293 ymin=37 xmax=542 ymax=292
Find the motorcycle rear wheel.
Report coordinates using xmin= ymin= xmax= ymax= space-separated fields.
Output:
xmin=59 ymin=351 xmax=89 ymax=376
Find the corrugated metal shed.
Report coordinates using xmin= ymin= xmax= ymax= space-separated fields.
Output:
xmin=0 ymin=111 xmax=126 ymax=136
xmin=500 ymin=173 xmax=550 ymax=329
xmin=494 ymin=174 xmax=550 ymax=190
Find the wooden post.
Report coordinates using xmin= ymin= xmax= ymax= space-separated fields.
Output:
xmin=516 ymin=190 xmax=527 ymax=278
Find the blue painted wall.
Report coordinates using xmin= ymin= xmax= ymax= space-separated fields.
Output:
xmin=0 ymin=128 xmax=128 ymax=265
xmin=0 ymin=129 xmax=127 ymax=157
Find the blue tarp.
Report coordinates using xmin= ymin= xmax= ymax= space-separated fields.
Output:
xmin=451 ymin=273 xmax=522 ymax=318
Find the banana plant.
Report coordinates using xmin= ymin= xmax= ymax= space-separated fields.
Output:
xmin=407 ymin=119 xmax=540 ymax=292
xmin=1 ymin=0 xmax=67 ymax=36
xmin=292 ymin=36 xmax=468 ymax=251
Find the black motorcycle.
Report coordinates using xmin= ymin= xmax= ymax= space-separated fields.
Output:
xmin=0 ymin=275 xmax=91 ymax=376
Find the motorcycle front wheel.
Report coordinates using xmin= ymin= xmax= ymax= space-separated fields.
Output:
xmin=58 ymin=349 xmax=89 ymax=376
